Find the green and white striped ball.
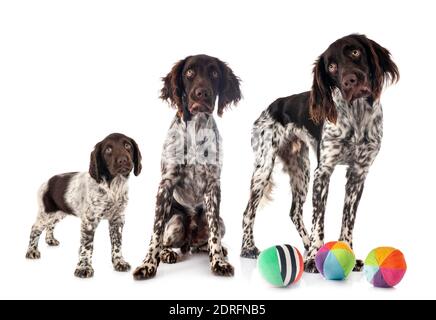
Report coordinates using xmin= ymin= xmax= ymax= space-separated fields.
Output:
xmin=257 ymin=245 xmax=304 ymax=287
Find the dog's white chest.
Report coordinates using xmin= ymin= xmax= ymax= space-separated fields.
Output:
xmin=164 ymin=114 xmax=222 ymax=209
xmin=97 ymin=189 xmax=128 ymax=218
xmin=84 ymin=176 xmax=129 ymax=219
xmin=323 ymin=95 xmax=383 ymax=166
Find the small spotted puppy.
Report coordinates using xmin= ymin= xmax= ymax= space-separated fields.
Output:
xmin=25 ymin=133 xmax=142 ymax=278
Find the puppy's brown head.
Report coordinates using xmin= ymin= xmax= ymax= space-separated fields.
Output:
xmin=89 ymin=133 xmax=142 ymax=183
xmin=310 ymin=34 xmax=399 ymax=124
xmin=160 ymin=54 xmax=242 ymax=118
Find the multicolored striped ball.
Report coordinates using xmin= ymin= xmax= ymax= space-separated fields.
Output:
xmin=364 ymin=247 xmax=407 ymax=288
xmin=315 ymin=241 xmax=356 ymax=280
xmin=257 ymin=245 xmax=304 ymax=287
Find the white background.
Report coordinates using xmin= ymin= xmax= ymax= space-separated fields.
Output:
xmin=1 ymin=0 xmax=435 ymax=300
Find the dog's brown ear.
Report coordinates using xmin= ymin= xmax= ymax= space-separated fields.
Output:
xmin=309 ymin=56 xmax=337 ymax=124
xmin=129 ymin=138 xmax=142 ymax=176
xmin=357 ymin=35 xmax=399 ymax=101
xmin=89 ymin=142 xmax=104 ymax=183
xmin=217 ymin=59 xmax=242 ymax=117
xmin=160 ymin=58 xmax=189 ymax=115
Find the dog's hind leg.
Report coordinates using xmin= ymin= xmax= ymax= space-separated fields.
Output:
xmin=161 ymin=213 xmax=185 ymax=264
xmin=241 ymin=112 xmax=283 ymax=259
xmin=45 ymin=212 xmax=65 ymax=246
xmin=26 ymin=184 xmax=50 ymax=259
xmin=26 ymin=211 xmax=47 ymax=259
xmin=279 ymin=136 xmax=311 ymax=251
xmin=191 ymin=216 xmax=227 ymax=257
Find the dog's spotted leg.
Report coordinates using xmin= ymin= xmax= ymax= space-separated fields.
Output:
xmin=339 ymin=165 xmax=369 ymax=272
xmin=305 ymin=131 xmax=342 ymax=273
xmin=205 ymin=181 xmax=234 ymax=276
xmin=133 ymin=176 xmax=177 ymax=280
xmin=45 ymin=214 xmax=64 ymax=247
xmin=161 ymin=214 xmax=184 ymax=264
xmin=279 ymin=139 xmax=311 ymax=251
xmin=109 ymin=216 xmax=130 ymax=272
xmin=305 ymin=165 xmax=335 ymax=273
xmin=45 ymin=224 xmax=59 ymax=247
xmin=26 ymin=224 xmax=45 ymax=259
xmin=242 ymin=115 xmax=281 ymax=259
xmin=26 ymin=211 xmax=48 ymax=259
xmin=74 ymin=217 xmax=100 ymax=278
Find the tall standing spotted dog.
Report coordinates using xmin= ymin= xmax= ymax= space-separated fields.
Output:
xmin=25 ymin=133 xmax=142 ymax=278
xmin=133 ymin=55 xmax=241 ymax=280
xmin=240 ymin=34 xmax=399 ymax=273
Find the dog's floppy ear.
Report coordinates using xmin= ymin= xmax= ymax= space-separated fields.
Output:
xmin=89 ymin=142 xmax=105 ymax=183
xmin=160 ymin=58 xmax=188 ymax=115
xmin=309 ymin=56 xmax=337 ymax=124
xmin=217 ymin=59 xmax=242 ymax=117
xmin=356 ymin=35 xmax=399 ymax=100
xmin=129 ymin=138 xmax=142 ymax=176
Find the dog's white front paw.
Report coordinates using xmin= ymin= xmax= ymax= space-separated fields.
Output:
xmin=26 ymin=248 xmax=41 ymax=259
xmin=46 ymin=238 xmax=60 ymax=246
xmin=133 ymin=262 xmax=157 ymax=280
xmin=74 ymin=265 xmax=94 ymax=278
xmin=211 ymin=259 xmax=234 ymax=276
xmin=113 ymin=260 xmax=131 ymax=272
xmin=304 ymin=258 xmax=319 ymax=273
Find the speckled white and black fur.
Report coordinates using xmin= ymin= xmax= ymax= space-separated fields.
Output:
xmin=25 ymin=173 xmax=132 ymax=277
xmin=26 ymin=133 xmax=141 ymax=278
xmin=133 ymin=113 xmax=233 ymax=279
xmin=241 ymin=90 xmax=383 ymax=272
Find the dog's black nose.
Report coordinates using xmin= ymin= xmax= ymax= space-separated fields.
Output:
xmin=195 ymin=87 xmax=210 ymax=99
xmin=117 ymin=156 xmax=128 ymax=166
xmin=342 ymin=74 xmax=358 ymax=89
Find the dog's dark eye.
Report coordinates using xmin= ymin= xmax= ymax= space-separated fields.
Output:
xmin=351 ymin=49 xmax=361 ymax=58
xmin=328 ymin=63 xmax=337 ymax=73
xmin=186 ymin=69 xmax=195 ymax=79
xmin=211 ymin=70 xmax=219 ymax=79
xmin=105 ymin=147 xmax=112 ymax=154
xmin=124 ymin=143 xmax=131 ymax=150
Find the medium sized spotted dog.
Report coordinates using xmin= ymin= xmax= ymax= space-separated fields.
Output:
xmin=133 ymin=55 xmax=241 ymax=280
xmin=241 ymin=34 xmax=399 ymax=273
xmin=25 ymin=133 xmax=142 ymax=278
